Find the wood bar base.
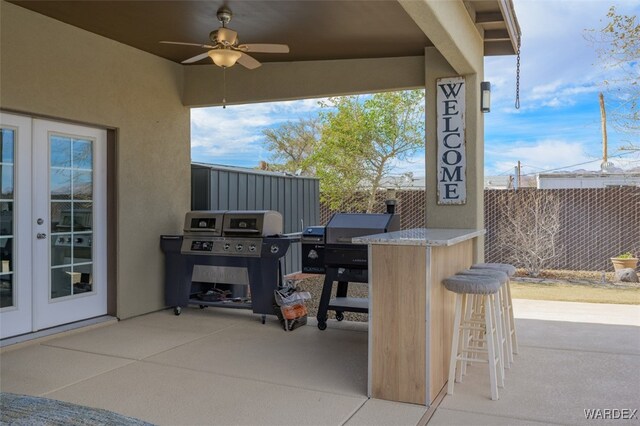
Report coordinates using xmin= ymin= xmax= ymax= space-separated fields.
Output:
xmin=356 ymin=228 xmax=482 ymax=406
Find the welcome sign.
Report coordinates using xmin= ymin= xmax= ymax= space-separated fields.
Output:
xmin=436 ymin=76 xmax=466 ymax=205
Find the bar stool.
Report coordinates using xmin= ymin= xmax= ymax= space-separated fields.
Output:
xmin=443 ymin=275 xmax=504 ymax=401
xmin=471 ymin=263 xmax=519 ymax=354
xmin=457 ymin=269 xmax=512 ymax=369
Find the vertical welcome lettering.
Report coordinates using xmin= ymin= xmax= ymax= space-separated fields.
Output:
xmin=436 ymin=76 xmax=466 ymax=205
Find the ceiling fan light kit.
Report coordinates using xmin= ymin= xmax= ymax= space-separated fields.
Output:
xmin=208 ymin=49 xmax=242 ymax=68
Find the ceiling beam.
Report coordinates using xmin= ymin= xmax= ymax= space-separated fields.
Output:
xmin=484 ymin=29 xmax=510 ymax=41
xmin=484 ymin=40 xmax=515 ymax=56
xmin=182 ymin=56 xmax=425 ymax=107
xmin=475 ymin=12 xmax=504 ymax=24
xmin=399 ymin=0 xmax=483 ymax=75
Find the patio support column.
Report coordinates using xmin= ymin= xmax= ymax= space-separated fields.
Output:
xmin=424 ymin=47 xmax=485 ymax=261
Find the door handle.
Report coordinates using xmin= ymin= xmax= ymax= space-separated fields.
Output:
xmin=36 ymin=233 xmax=47 ymax=240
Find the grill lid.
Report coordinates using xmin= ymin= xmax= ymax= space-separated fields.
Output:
xmin=222 ymin=210 xmax=283 ymax=237
xmin=325 ymin=213 xmax=400 ymax=244
xmin=183 ymin=211 xmax=225 ymax=236
xmin=183 ymin=210 xmax=283 ymax=238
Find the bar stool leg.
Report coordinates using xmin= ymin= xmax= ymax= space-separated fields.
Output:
xmin=506 ymin=279 xmax=519 ymax=354
xmin=500 ymin=285 xmax=514 ymax=367
xmin=447 ymin=293 xmax=464 ymax=395
xmin=484 ymin=295 xmax=500 ymax=400
xmin=459 ymin=293 xmax=473 ymax=380
xmin=492 ymin=292 xmax=505 ymax=388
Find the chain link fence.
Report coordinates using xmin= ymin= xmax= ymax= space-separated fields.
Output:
xmin=319 ymin=186 xmax=640 ymax=272
xmin=319 ymin=189 xmax=425 ymax=230
xmin=485 ymin=187 xmax=640 ymax=272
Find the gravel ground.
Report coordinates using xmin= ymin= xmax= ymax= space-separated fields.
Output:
xmin=515 ymin=268 xmax=639 ymax=288
xmin=292 ymin=276 xmax=368 ymax=323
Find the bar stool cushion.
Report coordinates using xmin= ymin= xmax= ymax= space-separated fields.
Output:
xmin=442 ymin=275 xmax=501 ymax=295
xmin=457 ymin=269 xmax=509 ymax=284
xmin=471 ymin=263 xmax=516 ymax=277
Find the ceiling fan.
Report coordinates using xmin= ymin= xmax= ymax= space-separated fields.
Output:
xmin=160 ymin=7 xmax=289 ymax=69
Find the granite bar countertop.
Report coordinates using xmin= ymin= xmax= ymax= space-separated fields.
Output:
xmin=352 ymin=228 xmax=485 ymax=247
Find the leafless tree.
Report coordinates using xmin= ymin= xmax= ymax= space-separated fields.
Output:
xmin=496 ymin=189 xmax=561 ymax=277
xmin=262 ymin=117 xmax=321 ymax=175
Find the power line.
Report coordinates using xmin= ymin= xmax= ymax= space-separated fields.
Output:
xmin=521 ymin=150 xmax=638 ymax=176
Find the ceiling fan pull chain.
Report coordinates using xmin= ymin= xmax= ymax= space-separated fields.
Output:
xmin=222 ymin=67 xmax=227 ymax=109
xmin=515 ymin=35 xmax=521 ymax=110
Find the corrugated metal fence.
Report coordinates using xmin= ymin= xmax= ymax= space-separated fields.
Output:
xmin=191 ymin=163 xmax=320 ymax=275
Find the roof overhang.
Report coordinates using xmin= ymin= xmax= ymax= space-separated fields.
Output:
xmin=7 ymin=0 xmax=521 ymax=66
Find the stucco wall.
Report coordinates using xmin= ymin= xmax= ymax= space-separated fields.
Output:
xmin=183 ymin=56 xmax=425 ymax=107
xmin=0 ymin=1 xmax=191 ymax=319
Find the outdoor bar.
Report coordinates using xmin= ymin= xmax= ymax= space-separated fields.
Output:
xmin=354 ymin=228 xmax=485 ymax=406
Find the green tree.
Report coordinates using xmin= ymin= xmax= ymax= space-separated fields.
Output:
xmin=314 ymin=90 xmax=425 ymax=211
xmin=262 ymin=117 xmax=321 ymax=174
xmin=586 ymin=6 xmax=639 ymax=138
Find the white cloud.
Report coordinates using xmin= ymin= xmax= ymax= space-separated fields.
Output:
xmin=388 ymin=153 xmax=426 ymax=175
xmin=190 ymin=98 xmax=327 ymax=166
xmin=485 ymin=0 xmax=639 ymax=112
xmin=486 ymin=139 xmax=597 ymax=175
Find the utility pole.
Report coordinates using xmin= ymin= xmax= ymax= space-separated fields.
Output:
xmin=517 ymin=160 xmax=522 ymax=188
xmin=599 ymin=93 xmax=613 ymax=171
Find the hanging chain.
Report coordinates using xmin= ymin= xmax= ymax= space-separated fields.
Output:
xmin=515 ymin=35 xmax=521 ymax=110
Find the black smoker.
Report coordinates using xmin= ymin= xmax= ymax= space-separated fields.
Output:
xmin=301 ymin=201 xmax=400 ymax=330
xmin=161 ymin=210 xmax=291 ymax=323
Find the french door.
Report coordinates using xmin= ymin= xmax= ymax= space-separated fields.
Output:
xmin=0 ymin=113 xmax=107 ymax=338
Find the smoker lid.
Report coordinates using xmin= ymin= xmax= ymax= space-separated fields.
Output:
xmin=303 ymin=226 xmax=325 ymax=237
xmin=326 ymin=213 xmax=394 ymax=229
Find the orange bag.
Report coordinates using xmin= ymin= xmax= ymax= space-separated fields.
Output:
xmin=280 ymin=303 xmax=308 ymax=320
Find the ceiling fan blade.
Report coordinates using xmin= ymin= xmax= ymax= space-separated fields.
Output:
xmin=239 ymin=44 xmax=289 ymax=54
xmin=160 ymin=41 xmax=217 ymax=49
xmin=236 ymin=52 xmax=261 ymax=69
xmin=181 ymin=52 xmax=212 ymax=64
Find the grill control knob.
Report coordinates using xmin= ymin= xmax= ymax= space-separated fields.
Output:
xmin=224 ymin=243 xmax=230 ymax=251
xmin=270 ymin=244 xmax=279 ymax=254
xmin=235 ymin=243 xmax=243 ymax=252
xmin=249 ymin=244 xmax=256 ymax=252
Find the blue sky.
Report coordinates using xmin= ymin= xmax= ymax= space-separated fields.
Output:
xmin=191 ymin=0 xmax=640 ymax=177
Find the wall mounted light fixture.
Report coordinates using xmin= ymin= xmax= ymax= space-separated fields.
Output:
xmin=481 ymin=81 xmax=491 ymax=113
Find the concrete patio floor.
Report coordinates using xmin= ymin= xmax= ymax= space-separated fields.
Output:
xmin=1 ymin=300 xmax=639 ymax=425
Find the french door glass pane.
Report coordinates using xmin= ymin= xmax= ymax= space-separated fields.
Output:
xmin=51 ymin=266 xmax=72 ymax=298
xmin=50 ymin=136 xmax=71 ymax=168
xmin=1 ymin=165 xmax=13 ymax=199
xmin=73 ymin=140 xmax=93 ymax=169
xmin=50 ymin=135 xmax=93 ymax=300
xmin=0 ymin=130 xmax=14 ymax=163
xmin=0 ymin=129 xmax=14 ymax=309
xmin=50 ymin=169 xmax=71 ymax=200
